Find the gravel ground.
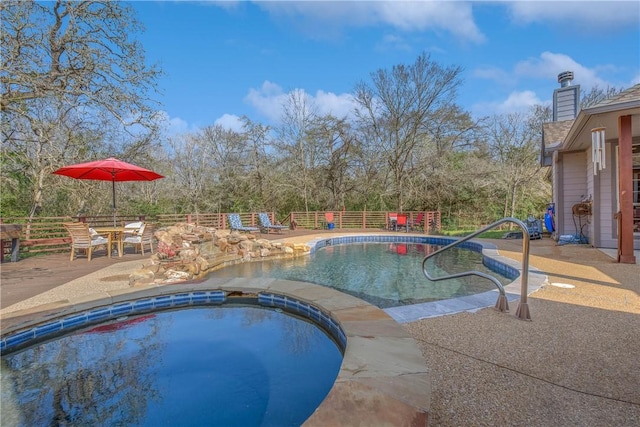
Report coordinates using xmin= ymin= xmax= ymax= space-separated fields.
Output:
xmin=404 ymin=239 xmax=640 ymax=426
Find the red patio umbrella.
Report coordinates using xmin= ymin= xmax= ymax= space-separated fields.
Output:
xmin=52 ymin=157 xmax=164 ymax=225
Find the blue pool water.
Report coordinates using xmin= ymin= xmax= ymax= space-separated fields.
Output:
xmin=1 ymin=305 xmax=343 ymax=427
xmin=215 ymin=242 xmax=513 ymax=308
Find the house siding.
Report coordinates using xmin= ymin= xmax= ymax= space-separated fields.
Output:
xmin=590 ymin=143 xmax=617 ymax=248
xmin=559 ymin=151 xmax=588 ymax=237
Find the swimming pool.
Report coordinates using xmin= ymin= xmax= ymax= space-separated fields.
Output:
xmin=1 ymin=295 xmax=344 ymax=427
xmin=214 ymin=236 xmax=517 ymax=309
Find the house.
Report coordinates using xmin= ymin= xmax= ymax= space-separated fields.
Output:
xmin=541 ymin=72 xmax=639 ymax=263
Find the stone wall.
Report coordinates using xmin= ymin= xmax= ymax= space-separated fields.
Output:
xmin=128 ymin=223 xmax=310 ymax=287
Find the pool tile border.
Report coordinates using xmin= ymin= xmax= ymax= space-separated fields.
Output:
xmin=1 ymin=290 xmax=227 ymax=352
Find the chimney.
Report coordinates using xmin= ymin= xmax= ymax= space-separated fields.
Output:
xmin=553 ymin=71 xmax=580 ymax=121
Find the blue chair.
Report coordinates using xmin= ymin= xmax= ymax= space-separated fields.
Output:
xmin=227 ymin=213 xmax=259 ymax=233
xmin=258 ymin=213 xmax=288 ymax=234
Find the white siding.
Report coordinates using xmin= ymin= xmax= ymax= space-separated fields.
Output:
xmin=560 ymin=151 xmax=588 ymax=237
xmin=597 ymin=143 xmax=616 ymax=248
xmin=587 ymin=148 xmax=594 ymax=244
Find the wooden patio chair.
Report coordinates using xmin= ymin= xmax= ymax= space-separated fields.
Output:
xmin=123 ymin=223 xmax=154 ymax=255
xmin=63 ymin=222 xmax=109 ymax=262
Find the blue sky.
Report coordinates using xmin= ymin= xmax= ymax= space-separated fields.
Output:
xmin=130 ymin=1 xmax=640 ymax=135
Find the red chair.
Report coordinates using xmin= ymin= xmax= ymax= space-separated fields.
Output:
xmin=396 ymin=214 xmax=408 ymax=232
xmin=412 ymin=213 xmax=425 ymax=231
xmin=324 ymin=212 xmax=335 ymax=230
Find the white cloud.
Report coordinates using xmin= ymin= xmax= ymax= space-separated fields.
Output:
xmin=313 ymin=90 xmax=357 ymax=118
xmin=499 ymin=90 xmax=543 ymax=112
xmin=154 ymin=110 xmax=192 ymax=136
xmin=375 ymin=34 xmax=412 ymax=52
xmin=252 ymin=0 xmax=485 ymax=43
xmin=214 ymin=114 xmax=244 ymax=132
xmin=515 ymin=51 xmax=613 ymax=90
xmin=507 ymin=1 xmax=640 ymax=31
xmin=471 ymin=90 xmax=543 ymax=117
xmin=244 ymin=81 xmax=357 ymax=123
xmin=470 ymin=49 xmax=636 ymax=117
xmin=244 ymin=81 xmax=290 ymax=122
xmin=472 ymin=66 xmax=517 ymax=86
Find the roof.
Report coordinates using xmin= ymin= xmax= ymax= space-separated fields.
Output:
xmin=543 ymin=120 xmax=574 ymax=148
xmin=583 ymin=84 xmax=640 ymax=113
xmin=542 ymin=84 xmax=640 ymax=155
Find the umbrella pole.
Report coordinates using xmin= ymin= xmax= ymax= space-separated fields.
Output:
xmin=112 ymin=178 xmax=117 ymax=227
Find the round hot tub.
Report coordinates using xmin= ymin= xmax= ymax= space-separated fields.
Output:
xmin=1 ymin=292 xmax=344 ymax=427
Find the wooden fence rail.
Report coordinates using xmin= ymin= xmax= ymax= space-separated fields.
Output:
xmin=1 ymin=211 xmax=440 ymax=259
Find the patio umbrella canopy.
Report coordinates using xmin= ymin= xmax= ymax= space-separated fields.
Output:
xmin=52 ymin=157 xmax=164 ymax=225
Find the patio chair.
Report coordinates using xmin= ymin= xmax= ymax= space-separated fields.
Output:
xmin=227 ymin=213 xmax=259 ymax=233
xmin=123 ymin=223 xmax=154 ymax=255
xmin=324 ymin=212 xmax=335 ymax=230
xmin=388 ymin=212 xmax=398 ymax=231
xmin=63 ymin=222 xmax=109 ymax=262
xmin=525 ymin=216 xmax=542 ymax=240
xmin=411 ymin=213 xmax=425 ymax=231
xmin=258 ymin=213 xmax=288 ymax=234
xmin=396 ymin=213 xmax=409 ymax=232
xmin=123 ymin=221 xmax=144 ymax=239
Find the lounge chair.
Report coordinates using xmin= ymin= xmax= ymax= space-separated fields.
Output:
xmin=227 ymin=213 xmax=259 ymax=233
xmin=123 ymin=223 xmax=154 ymax=255
xmin=63 ymin=222 xmax=109 ymax=261
xmin=258 ymin=213 xmax=288 ymax=234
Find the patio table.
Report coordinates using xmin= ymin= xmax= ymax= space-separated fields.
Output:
xmin=93 ymin=227 xmax=126 ymax=258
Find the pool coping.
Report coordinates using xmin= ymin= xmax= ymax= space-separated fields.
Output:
xmin=0 ymin=278 xmax=431 ymax=426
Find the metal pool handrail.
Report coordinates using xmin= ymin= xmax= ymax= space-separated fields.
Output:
xmin=422 ymin=217 xmax=532 ymax=321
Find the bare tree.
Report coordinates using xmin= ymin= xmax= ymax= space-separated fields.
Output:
xmin=484 ymin=111 xmax=547 ymax=220
xmin=274 ymin=90 xmax=322 ymax=213
xmin=581 ymin=85 xmax=625 ymax=109
xmin=354 ymin=52 xmax=464 ymax=211
xmin=239 ymin=117 xmax=281 ymax=211
xmin=307 ymin=115 xmax=358 ymax=210
xmin=1 ymin=0 xmax=162 ymax=217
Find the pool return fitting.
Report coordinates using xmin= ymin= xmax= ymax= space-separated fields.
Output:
xmin=421 ymin=217 xmax=532 ymax=321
